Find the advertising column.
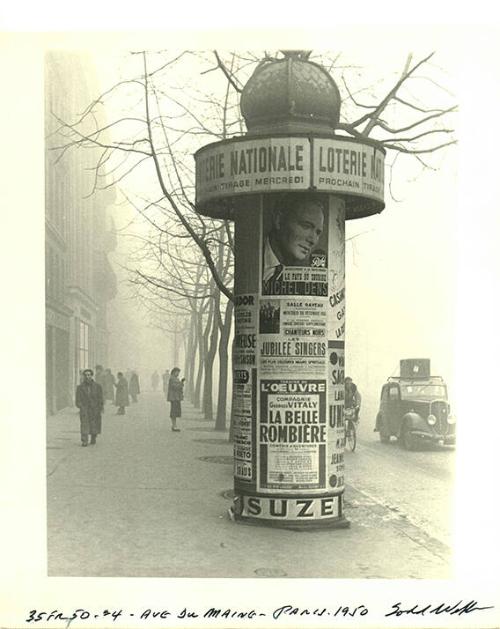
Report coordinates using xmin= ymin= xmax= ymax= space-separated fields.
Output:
xmin=232 ymin=192 xmax=348 ymax=528
xmin=194 ymin=52 xmax=385 ymax=530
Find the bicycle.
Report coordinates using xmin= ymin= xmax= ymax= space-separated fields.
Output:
xmin=345 ymin=406 xmax=358 ymax=452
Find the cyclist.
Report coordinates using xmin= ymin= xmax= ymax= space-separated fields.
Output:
xmin=345 ymin=377 xmax=361 ymax=422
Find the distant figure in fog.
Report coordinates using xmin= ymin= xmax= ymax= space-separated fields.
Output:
xmin=75 ymin=368 xmax=104 ymax=447
xmin=104 ymin=368 xmax=115 ymax=404
xmin=129 ymin=371 xmax=140 ymax=403
xmin=125 ymin=368 xmax=132 ymax=384
xmin=151 ymin=370 xmax=160 ymax=392
xmin=94 ymin=364 xmax=105 ymax=390
xmin=162 ymin=369 xmax=170 ymax=399
xmin=114 ymin=372 xmax=129 ymax=415
xmin=167 ymin=368 xmax=184 ymax=432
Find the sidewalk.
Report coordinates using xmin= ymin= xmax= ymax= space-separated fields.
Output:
xmin=46 ymin=392 xmax=451 ymax=578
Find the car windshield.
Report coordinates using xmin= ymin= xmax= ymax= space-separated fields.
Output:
xmin=400 ymin=384 xmax=447 ymax=399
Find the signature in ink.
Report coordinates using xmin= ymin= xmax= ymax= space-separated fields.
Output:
xmin=386 ymin=600 xmax=494 ymax=617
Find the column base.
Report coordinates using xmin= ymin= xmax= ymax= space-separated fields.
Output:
xmin=229 ymin=491 xmax=350 ymax=530
xmin=229 ymin=507 xmax=350 ymax=530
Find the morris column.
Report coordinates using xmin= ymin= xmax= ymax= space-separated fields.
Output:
xmin=195 ymin=52 xmax=385 ymax=528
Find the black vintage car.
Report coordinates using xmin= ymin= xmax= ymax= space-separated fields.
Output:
xmin=375 ymin=359 xmax=456 ymax=450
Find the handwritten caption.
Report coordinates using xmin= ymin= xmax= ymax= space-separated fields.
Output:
xmin=25 ymin=601 xmax=494 ymax=624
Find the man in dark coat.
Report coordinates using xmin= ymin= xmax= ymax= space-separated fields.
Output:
xmin=75 ymin=368 xmax=104 ymax=447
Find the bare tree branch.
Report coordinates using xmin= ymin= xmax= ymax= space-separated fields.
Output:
xmin=212 ymin=51 xmax=243 ymax=93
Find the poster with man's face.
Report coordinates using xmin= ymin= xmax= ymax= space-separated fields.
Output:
xmin=261 ymin=194 xmax=329 ymax=296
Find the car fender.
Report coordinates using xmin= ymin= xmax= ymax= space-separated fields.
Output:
xmin=400 ymin=412 xmax=426 ymax=436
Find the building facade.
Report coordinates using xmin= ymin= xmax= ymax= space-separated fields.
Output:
xmin=45 ymin=52 xmax=117 ymax=414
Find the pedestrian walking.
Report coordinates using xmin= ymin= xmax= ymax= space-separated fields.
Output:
xmin=104 ymin=368 xmax=115 ymax=404
xmin=75 ymin=368 xmax=104 ymax=447
xmin=151 ymin=370 xmax=160 ymax=392
xmin=114 ymin=372 xmax=129 ymax=415
xmin=167 ymin=368 xmax=184 ymax=432
xmin=129 ymin=370 xmax=140 ymax=403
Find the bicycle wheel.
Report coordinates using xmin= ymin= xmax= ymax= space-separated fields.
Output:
xmin=346 ymin=420 xmax=357 ymax=452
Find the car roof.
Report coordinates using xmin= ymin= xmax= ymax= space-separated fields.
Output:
xmin=387 ymin=376 xmax=446 ymax=385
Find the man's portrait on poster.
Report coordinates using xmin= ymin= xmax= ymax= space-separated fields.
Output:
xmin=262 ymin=193 xmax=328 ymax=296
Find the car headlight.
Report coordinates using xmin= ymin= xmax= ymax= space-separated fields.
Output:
xmin=447 ymin=414 xmax=456 ymax=425
xmin=427 ymin=414 xmax=437 ymax=426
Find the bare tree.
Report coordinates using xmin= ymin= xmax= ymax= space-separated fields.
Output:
xmin=48 ymin=48 xmax=456 ymax=435
xmin=49 ymin=48 xmax=456 ymax=303
xmin=124 ymin=212 xmax=233 ymax=422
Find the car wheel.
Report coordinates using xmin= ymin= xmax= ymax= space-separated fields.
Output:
xmin=378 ymin=415 xmax=390 ymax=443
xmin=401 ymin=422 xmax=416 ymax=451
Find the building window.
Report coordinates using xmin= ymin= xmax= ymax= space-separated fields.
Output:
xmin=78 ymin=320 xmax=89 ymax=373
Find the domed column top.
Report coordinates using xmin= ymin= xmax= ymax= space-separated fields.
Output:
xmin=240 ymin=51 xmax=341 ymax=136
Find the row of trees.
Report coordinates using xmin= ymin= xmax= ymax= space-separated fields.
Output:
xmin=49 ymin=50 xmax=457 ymax=430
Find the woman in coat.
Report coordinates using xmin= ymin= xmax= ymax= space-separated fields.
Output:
xmin=167 ymin=367 xmax=184 ymax=432
xmin=114 ymin=372 xmax=129 ymax=415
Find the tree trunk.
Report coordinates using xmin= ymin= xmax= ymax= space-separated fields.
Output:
xmin=215 ymin=300 xmax=233 ymax=431
xmin=185 ymin=313 xmax=196 ymax=402
xmin=193 ymin=311 xmax=205 ymax=408
xmin=202 ymin=294 xmax=218 ymax=420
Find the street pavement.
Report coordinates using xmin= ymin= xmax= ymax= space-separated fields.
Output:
xmin=47 ymin=392 xmax=451 ymax=578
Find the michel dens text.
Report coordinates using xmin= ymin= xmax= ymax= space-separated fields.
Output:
xmin=25 ymin=600 xmax=493 ymax=624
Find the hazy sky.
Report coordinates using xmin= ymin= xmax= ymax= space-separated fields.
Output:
xmin=81 ymin=43 xmax=460 ymax=403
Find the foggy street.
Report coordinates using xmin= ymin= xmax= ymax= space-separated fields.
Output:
xmin=346 ymin=405 xmax=455 ymax=551
xmin=47 ymin=391 xmax=454 ymax=579
xmin=41 ymin=48 xmax=460 ymax=583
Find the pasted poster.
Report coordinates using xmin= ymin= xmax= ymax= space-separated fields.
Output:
xmin=326 ymin=198 xmax=346 ymax=493
xmin=261 ymin=193 xmax=329 ymax=297
xmin=234 ymin=294 xmax=258 ymax=368
xmin=327 ymin=340 xmax=345 ymax=493
xmin=259 ymin=296 xmax=328 ymax=377
xmin=233 ymin=295 xmax=258 ymax=484
xmin=233 ymin=194 xmax=346 ymax=521
xmin=259 ymin=379 xmax=327 ymax=491
xmin=327 ymin=198 xmax=346 ymax=341
xmin=233 ymin=367 xmax=256 ymax=484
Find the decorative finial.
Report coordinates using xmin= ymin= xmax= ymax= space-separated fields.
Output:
xmin=280 ymin=50 xmax=312 ymax=61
